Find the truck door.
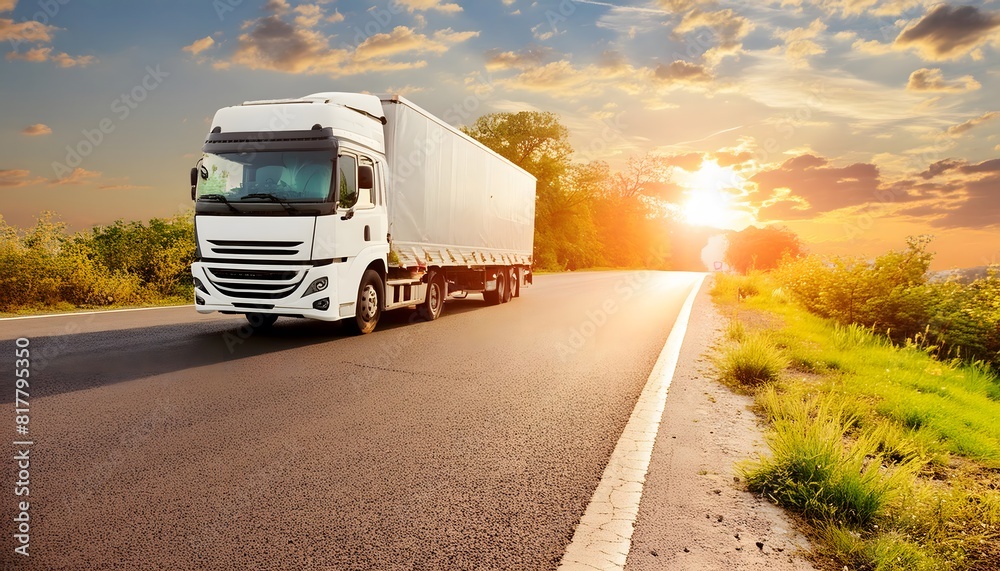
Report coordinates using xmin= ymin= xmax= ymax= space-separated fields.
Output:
xmin=336 ymin=151 xmax=387 ymax=256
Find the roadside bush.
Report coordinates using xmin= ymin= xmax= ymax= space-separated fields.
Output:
xmin=775 ymin=236 xmax=1000 ymax=368
xmin=0 ymin=211 xmax=194 ymax=313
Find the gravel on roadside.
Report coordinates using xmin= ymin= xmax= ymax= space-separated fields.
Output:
xmin=625 ymin=276 xmax=819 ymax=571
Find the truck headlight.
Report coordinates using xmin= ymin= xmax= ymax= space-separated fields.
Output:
xmin=304 ymin=277 xmax=329 ymax=296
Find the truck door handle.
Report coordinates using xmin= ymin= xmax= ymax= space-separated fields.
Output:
xmin=364 ymin=225 xmax=371 ymax=241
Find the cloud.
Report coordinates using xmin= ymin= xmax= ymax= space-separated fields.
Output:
xmin=849 ymin=37 xmax=896 ymax=55
xmin=484 ymin=47 xmax=553 ymax=71
xmin=750 ymin=154 xmax=882 ymax=219
xmin=355 ymin=26 xmax=478 ymax=60
xmin=946 ymin=111 xmax=1000 ymax=137
xmin=674 ymin=8 xmax=753 ymax=65
xmin=773 ymin=18 xmax=826 ymax=66
xmin=906 ymin=67 xmax=980 ymax=92
xmin=0 ymin=18 xmax=56 ymax=43
xmin=52 ymin=167 xmax=101 ymax=185
xmin=715 ymin=150 xmax=754 ymax=167
xmin=662 ymin=152 xmax=704 ymax=171
xmin=293 ymin=4 xmax=325 ymax=28
xmin=899 ymin=170 xmax=1000 ymax=229
xmin=531 ymin=23 xmax=556 ymax=41
xmin=819 ymin=0 xmax=929 ymax=18
xmin=895 ymin=5 xmax=1000 ymax=61
xmin=395 ymin=0 xmax=462 ymax=13
xmin=920 ymin=157 xmax=1000 ymax=179
xmin=0 ymin=169 xmax=46 ymax=188
xmin=1 ymin=16 xmax=96 ymax=67
xmin=491 ymin=53 xmax=711 ymax=100
xmin=653 ymin=60 xmax=712 ymax=83
xmin=223 ymin=11 xmax=477 ymax=77
xmin=740 ymin=56 xmax=926 ymax=124
xmin=6 ymin=46 xmax=96 ymax=67
xmin=264 ymin=0 xmax=290 ymax=14
xmin=183 ymin=36 xmax=215 ymax=56
xmin=21 ymin=123 xmax=51 ymax=136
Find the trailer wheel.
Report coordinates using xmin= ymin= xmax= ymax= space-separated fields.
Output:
xmin=501 ymin=267 xmax=513 ymax=303
xmin=351 ymin=269 xmax=383 ymax=335
xmin=245 ymin=313 xmax=278 ymax=329
xmin=510 ymin=267 xmax=520 ymax=299
xmin=417 ymin=271 xmax=445 ymax=321
xmin=484 ymin=268 xmax=505 ymax=305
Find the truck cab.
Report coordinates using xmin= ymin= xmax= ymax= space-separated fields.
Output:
xmin=191 ymin=93 xmax=389 ymax=330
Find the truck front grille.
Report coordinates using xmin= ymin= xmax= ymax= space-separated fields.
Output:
xmin=205 ymin=265 xmax=306 ymax=300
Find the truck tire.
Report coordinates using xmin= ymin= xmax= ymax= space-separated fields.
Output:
xmin=351 ymin=269 xmax=383 ymax=334
xmin=501 ymin=267 xmax=513 ymax=303
xmin=484 ymin=268 xmax=505 ymax=305
xmin=417 ymin=271 xmax=445 ymax=321
xmin=245 ymin=313 xmax=278 ymax=329
xmin=510 ymin=267 xmax=520 ymax=299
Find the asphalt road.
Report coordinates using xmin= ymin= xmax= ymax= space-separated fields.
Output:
xmin=1 ymin=271 xmax=704 ymax=570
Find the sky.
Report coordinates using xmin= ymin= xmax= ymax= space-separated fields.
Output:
xmin=0 ymin=0 xmax=998 ymax=269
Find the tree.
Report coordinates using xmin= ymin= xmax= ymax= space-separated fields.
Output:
xmin=725 ymin=226 xmax=802 ymax=274
xmin=464 ymin=112 xmax=602 ymax=270
xmin=462 ymin=111 xmax=572 ymax=172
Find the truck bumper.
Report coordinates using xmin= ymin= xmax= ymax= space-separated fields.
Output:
xmin=191 ymin=262 xmax=345 ymax=322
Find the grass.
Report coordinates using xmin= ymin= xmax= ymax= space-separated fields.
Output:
xmin=711 ymin=272 xmax=1000 ymax=570
xmin=716 ymin=331 xmax=788 ymax=389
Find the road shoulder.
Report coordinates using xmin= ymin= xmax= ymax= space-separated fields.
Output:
xmin=625 ymin=276 xmax=817 ymax=570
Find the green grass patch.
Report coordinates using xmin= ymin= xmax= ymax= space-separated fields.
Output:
xmin=712 ymin=273 xmax=1000 ymax=570
xmin=716 ymin=332 xmax=788 ymax=390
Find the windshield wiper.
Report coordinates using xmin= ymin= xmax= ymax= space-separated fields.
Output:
xmin=200 ymin=193 xmax=242 ymax=214
xmin=242 ymin=193 xmax=300 ymax=214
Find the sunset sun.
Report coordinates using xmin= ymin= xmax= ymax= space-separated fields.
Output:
xmin=679 ymin=161 xmax=745 ymax=229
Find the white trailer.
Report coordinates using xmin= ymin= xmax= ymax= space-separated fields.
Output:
xmin=189 ymin=93 xmax=536 ymax=333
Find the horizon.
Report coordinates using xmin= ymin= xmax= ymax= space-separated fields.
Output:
xmin=1 ymin=0 xmax=999 ymax=270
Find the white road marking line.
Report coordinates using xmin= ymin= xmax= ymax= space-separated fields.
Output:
xmin=0 ymin=305 xmax=188 ymax=321
xmin=558 ymin=274 xmax=707 ymax=571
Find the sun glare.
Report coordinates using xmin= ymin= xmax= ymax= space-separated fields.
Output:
xmin=679 ymin=161 xmax=744 ymax=229
xmin=683 ymin=188 xmax=734 ymax=227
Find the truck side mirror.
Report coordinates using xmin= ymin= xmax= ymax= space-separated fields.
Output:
xmin=358 ymin=165 xmax=374 ymax=190
xmin=190 ymin=167 xmax=198 ymax=200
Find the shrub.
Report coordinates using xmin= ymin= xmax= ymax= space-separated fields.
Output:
xmin=0 ymin=211 xmax=195 ymax=313
xmin=774 ymin=236 xmax=1000 ymax=369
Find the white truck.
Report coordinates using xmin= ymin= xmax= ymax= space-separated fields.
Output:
xmin=189 ymin=93 xmax=536 ymax=333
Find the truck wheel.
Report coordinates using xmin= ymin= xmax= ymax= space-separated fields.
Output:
xmin=417 ymin=272 xmax=445 ymax=321
xmin=246 ymin=313 xmax=278 ymax=329
xmin=501 ymin=267 xmax=513 ymax=303
xmin=351 ymin=269 xmax=383 ymax=335
xmin=509 ymin=267 xmax=520 ymax=299
xmin=484 ymin=268 xmax=505 ymax=305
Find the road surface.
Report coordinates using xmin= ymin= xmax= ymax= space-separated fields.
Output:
xmin=1 ymin=271 xmax=704 ymax=570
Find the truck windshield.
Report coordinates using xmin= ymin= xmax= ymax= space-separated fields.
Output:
xmin=196 ymin=150 xmax=334 ymax=202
